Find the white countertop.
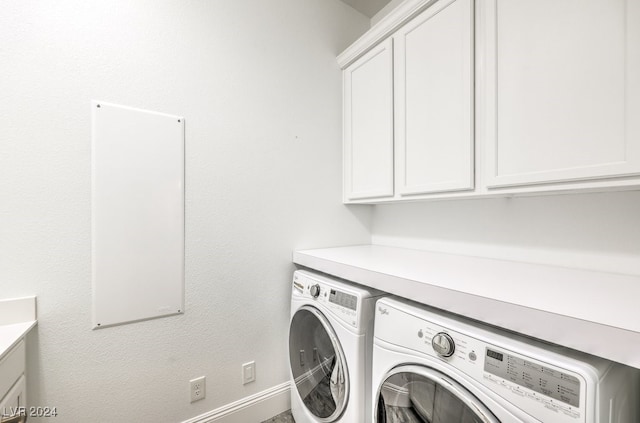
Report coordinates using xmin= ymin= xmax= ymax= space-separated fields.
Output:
xmin=0 ymin=296 xmax=37 ymax=360
xmin=293 ymin=245 xmax=640 ymax=369
xmin=0 ymin=321 xmax=37 ymax=360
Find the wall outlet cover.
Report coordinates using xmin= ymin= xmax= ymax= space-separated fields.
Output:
xmin=190 ymin=376 xmax=206 ymax=403
xmin=242 ymin=361 xmax=256 ymax=385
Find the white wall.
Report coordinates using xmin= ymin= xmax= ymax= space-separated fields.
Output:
xmin=371 ymin=0 xmax=405 ymax=26
xmin=372 ymin=191 xmax=640 ymax=275
xmin=0 ymin=1 xmax=371 ymax=421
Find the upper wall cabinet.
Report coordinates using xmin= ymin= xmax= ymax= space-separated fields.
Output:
xmin=341 ymin=0 xmax=474 ymax=202
xmin=395 ymin=0 xmax=474 ymax=196
xmin=480 ymin=0 xmax=640 ymax=188
xmin=343 ymin=40 xmax=394 ymax=201
xmin=339 ymin=0 xmax=640 ymax=203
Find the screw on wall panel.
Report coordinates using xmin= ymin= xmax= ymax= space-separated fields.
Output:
xmin=96 ymin=104 xmax=101 ymax=108
xmin=178 ymin=310 xmax=181 ymax=313
xmin=97 ymin=323 xmax=101 ymax=326
xmin=178 ymin=119 xmax=181 ymax=122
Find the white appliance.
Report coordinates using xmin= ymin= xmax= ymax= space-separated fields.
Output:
xmin=289 ymin=270 xmax=384 ymax=423
xmin=372 ymin=297 xmax=640 ymax=423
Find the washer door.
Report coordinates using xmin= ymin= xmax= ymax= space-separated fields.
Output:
xmin=289 ymin=306 xmax=349 ymax=422
xmin=376 ymin=365 xmax=500 ymax=423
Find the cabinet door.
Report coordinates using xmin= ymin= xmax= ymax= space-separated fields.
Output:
xmin=481 ymin=0 xmax=640 ymax=188
xmin=0 ymin=375 xmax=26 ymax=416
xmin=344 ymin=39 xmax=394 ymax=201
xmin=395 ymin=0 xmax=474 ymax=196
xmin=0 ymin=341 xmax=24 ymax=408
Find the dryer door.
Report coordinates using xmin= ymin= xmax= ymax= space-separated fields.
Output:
xmin=289 ymin=305 xmax=349 ymax=422
xmin=376 ymin=365 xmax=500 ymax=423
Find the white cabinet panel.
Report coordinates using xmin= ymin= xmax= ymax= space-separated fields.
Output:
xmin=344 ymin=39 xmax=394 ymax=200
xmin=342 ymin=0 xmax=640 ymax=202
xmin=0 ymin=341 xmax=24 ymax=406
xmin=482 ymin=0 xmax=640 ymax=188
xmin=0 ymin=375 xmax=25 ymax=417
xmin=92 ymin=101 xmax=185 ymax=329
xmin=395 ymin=0 xmax=474 ymax=195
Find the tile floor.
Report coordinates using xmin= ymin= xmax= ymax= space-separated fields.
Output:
xmin=261 ymin=409 xmax=295 ymax=423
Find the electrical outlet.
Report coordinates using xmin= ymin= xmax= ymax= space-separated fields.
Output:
xmin=190 ymin=376 xmax=206 ymax=403
xmin=242 ymin=361 xmax=256 ymax=385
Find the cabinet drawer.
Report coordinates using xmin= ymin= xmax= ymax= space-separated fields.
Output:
xmin=0 ymin=341 xmax=25 ymax=402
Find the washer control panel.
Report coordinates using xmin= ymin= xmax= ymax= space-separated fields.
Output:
xmin=328 ymin=288 xmax=357 ymax=311
xmin=293 ymin=272 xmax=359 ymax=328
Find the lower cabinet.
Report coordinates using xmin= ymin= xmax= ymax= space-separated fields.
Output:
xmin=0 ymin=341 xmax=26 ymax=420
xmin=0 ymin=376 xmax=25 ymax=418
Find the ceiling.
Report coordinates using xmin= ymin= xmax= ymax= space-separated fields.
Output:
xmin=340 ymin=0 xmax=393 ymax=18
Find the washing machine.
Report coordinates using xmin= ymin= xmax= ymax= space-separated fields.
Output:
xmin=289 ymin=270 xmax=384 ymax=423
xmin=372 ymin=297 xmax=640 ymax=423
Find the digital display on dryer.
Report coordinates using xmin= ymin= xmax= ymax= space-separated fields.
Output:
xmin=486 ymin=349 xmax=503 ymax=361
xmin=484 ymin=348 xmax=581 ymax=407
xmin=329 ymin=289 xmax=357 ymax=311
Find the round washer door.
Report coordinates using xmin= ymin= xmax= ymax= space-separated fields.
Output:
xmin=376 ymin=365 xmax=500 ymax=423
xmin=289 ymin=305 xmax=349 ymax=422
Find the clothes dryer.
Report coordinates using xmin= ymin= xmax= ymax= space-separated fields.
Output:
xmin=372 ymin=297 xmax=639 ymax=423
xmin=289 ymin=270 xmax=384 ymax=423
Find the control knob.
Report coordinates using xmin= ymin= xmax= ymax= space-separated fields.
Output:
xmin=432 ymin=332 xmax=455 ymax=357
xmin=310 ymin=284 xmax=321 ymax=298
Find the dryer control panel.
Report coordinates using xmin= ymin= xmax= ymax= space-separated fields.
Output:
xmin=484 ymin=348 xmax=580 ymax=408
xmin=480 ymin=346 xmax=585 ymax=422
xmin=374 ymin=301 xmax=589 ymax=423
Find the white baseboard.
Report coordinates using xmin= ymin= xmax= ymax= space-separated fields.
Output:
xmin=181 ymin=381 xmax=291 ymax=423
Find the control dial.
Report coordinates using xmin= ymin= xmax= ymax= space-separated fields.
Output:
xmin=432 ymin=332 xmax=455 ymax=357
xmin=310 ymin=284 xmax=321 ymax=298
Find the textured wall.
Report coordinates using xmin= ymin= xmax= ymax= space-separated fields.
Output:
xmin=0 ymin=1 xmax=371 ymax=421
xmin=372 ymin=191 xmax=640 ymax=275
xmin=370 ymin=0 xmax=405 ymax=26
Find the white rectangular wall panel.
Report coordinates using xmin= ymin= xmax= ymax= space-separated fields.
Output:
xmin=91 ymin=101 xmax=184 ymax=329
